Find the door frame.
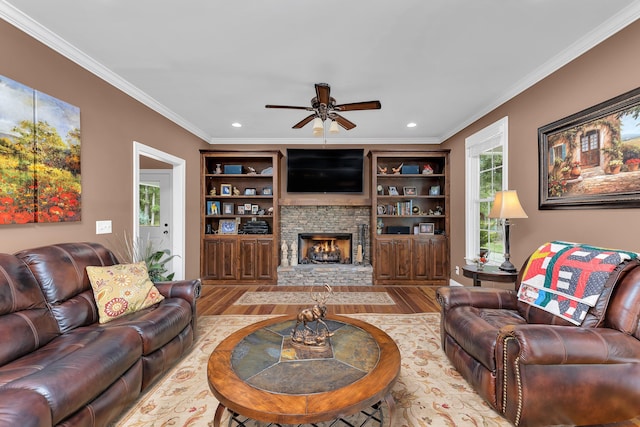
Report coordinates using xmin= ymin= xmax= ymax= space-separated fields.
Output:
xmin=133 ymin=141 xmax=186 ymax=280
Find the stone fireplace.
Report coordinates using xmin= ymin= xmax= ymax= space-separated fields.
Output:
xmin=298 ymin=233 xmax=352 ymax=264
xmin=278 ymin=205 xmax=372 ymax=286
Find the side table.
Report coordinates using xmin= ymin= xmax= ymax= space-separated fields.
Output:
xmin=462 ymin=264 xmax=518 ymax=289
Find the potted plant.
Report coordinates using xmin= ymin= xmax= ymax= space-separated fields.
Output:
xmin=609 ymin=159 xmax=623 ymax=174
xmin=625 ymin=158 xmax=640 ymax=172
xmin=111 ymin=232 xmax=178 ymax=282
xmin=570 ymin=161 xmax=581 ymax=177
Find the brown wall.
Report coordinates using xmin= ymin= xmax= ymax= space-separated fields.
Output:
xmin=0 ymin=20 xmax=210 ymax=278
xmin=442 ymin=20 xmax=640 ymax=285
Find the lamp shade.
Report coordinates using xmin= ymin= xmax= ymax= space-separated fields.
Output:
xmin=488 ymin=190 xmax=528 ymax=219
xmin=329 ymin=120 xmax=339 ymax=134
xmin=312 ymin=118 xmax=323 ymax=131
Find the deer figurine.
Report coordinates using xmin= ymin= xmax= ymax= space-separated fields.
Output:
xmin=291 ymin=284 xmax=334 ymax=345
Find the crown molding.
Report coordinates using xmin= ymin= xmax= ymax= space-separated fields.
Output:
xmin=207 ymin=137 xmax=442 ymax=145
xmin=0 ymin=1 xmax=211 ymax=141
xmin=440 ymin=1 xmax=640 ymax=142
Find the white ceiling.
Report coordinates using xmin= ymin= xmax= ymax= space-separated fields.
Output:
xmin=2 ymin=0 xmax=640 ymax=144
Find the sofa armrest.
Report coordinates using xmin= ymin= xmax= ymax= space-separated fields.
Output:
xmin=0 ymin=388 xmax=52 ymax=427
xmin=500 ymin=324 xmax=640 ymax=365
xmin=437 ymin=286 xmax=518 ymax=312
xmin=155 ymin=279 xmax=201 ymax=305
xmin=497 ymin=325 xmax=640 ymax=426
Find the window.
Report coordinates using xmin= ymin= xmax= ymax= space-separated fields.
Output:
xmin=465 ymin=117 xmax=508 ymax=264
xmin=139 ymin=182 xmax=161 ymax=226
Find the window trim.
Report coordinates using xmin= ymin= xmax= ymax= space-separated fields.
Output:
xmin=465 ymin=116 xmax=509 ymax=263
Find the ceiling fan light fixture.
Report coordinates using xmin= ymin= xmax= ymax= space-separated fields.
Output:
xmin=329 ymin=120 xmax=339 ymax=134
xmin=312 ymin=117 xmax=323 ymax=131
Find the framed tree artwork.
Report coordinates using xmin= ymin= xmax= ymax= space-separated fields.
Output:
xmin=0 ymin=74 xmax=81 ymax=224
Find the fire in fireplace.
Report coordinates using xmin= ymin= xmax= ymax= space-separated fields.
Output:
xmin=298 ymin=233 xmax=352 ymax=264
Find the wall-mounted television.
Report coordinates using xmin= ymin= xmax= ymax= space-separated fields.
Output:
xmin=286 ymin=148 xmax=364 ymax=194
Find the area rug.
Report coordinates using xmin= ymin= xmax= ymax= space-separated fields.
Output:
xmin=114 ymin=314 xmax=640 ymax=427
xmin=233 ymin=291 xmax=395 ymax=306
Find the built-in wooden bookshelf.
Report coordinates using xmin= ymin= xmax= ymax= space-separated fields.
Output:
xmin=371 ymin=150 xmax=450 ymax=285
xmin=200 ymin=151 xmax=280 ymax=285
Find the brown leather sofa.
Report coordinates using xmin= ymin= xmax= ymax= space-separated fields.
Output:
xmin=437 ymin=256 xmax=640 ymax=427
xmin=0 ymin=242 xmax=201 ymax=427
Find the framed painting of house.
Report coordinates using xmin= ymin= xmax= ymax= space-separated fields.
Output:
xmin=539 ymin=86 xmax=640 ymax=209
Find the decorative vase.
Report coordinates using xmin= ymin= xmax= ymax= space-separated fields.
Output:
xmin=610 ymin=165 xmax=622 ymax=174
xmin=570 ymin=166 xmax=581 ymax=177
xmin=215 ymin=164 xmax=222 ymax=174
xmin=628 ymin=163 xmax=639 ymax=172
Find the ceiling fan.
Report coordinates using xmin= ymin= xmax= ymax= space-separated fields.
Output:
xmin=265 ymin=83 xmax=381 ymax=131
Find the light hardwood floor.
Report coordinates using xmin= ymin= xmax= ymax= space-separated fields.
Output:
xmin=196 ymin=285 xmax=442 ymax=317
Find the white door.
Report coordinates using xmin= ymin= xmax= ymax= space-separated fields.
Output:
xmin=139 ymin=169 xmax=172 ymax=252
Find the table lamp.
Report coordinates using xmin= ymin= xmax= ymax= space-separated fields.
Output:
xmin=488 ymin=190 xmax=528 ymax=272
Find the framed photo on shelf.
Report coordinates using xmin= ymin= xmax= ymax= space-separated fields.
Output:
xmin=237 ymin=205 xmax=245 ymax=215
xmin=219 ymin=219 xmax=238 ymax=235
xmin=244 ymin=203 xmax=252 ymax=211
xmin=429 ymin=185 xmax=441 ymax=196
xmin=206 ymin=201 xmax=220 ymax=215
xmin=388 ymin=186 xmax=399 ymax=196
xmin=403 ymin=186 xmax=417 ymax=196
xmin=244 ymin=188 xmax=257 ymax=196
xmin=419 ymin=222 xmax=435 ymax=235
xmin=262 ymin=186 xmax=273 ymax=196
xmin=251 ymin=204 xmax=259 ymax=215
xmin=220 ymin=184 xmax=232 ymax=196
xmin=222 ymin=202 xmax=234 ymax=215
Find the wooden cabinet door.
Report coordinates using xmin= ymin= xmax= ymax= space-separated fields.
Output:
xmin=239 ymin=239 xmax=257 ymax=280
xmin=204 ymin=238 xmax=237 ymax=281
xmin=374 ymin=238 xmax=395 ymax=280
xmin=412 ymin=238 xmax=430 ymax=280
xmin=255 ymin=239 xmax=274 ymax=280
xmin=375 ymin=237 xmax=411 ymax=281
xmin=240 ymin=238 xmax=275 ymax=281
xmin=412 ymin=237 xmax=448 ymax=280
xmin=429 ymin=237 xmax=448 ymax=280
xmin=393 ymin=238 xmax=412 ymax=280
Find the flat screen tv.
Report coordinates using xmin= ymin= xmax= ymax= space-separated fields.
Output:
xmin=286 ymin=148 xmax=364 ymax=194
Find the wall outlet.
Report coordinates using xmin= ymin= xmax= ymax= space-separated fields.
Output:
xmin=96 ymin=220 xmax=112 ymax=234
xmin=455 ymin=266 xmax=460 ymax=275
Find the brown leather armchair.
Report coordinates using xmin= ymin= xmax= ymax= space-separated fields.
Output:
xmin=437 ymin=259 xmax=640 ymax=426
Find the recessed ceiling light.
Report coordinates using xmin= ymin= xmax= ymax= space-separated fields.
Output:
xmin=406 ymin=122 xmax=417 ymax=128
xmin=231 ymin=122 xmax=242 ymax=128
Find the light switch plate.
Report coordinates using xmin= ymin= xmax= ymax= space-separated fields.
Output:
xmin=96 ymin=220 xmax=112 ymax=234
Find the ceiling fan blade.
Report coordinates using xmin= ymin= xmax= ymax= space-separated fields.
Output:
xmin=315 ymin=83 xmax=331 ymax=106
xmin=265 ymin=104 xmax=310 ymax=110
xmin=334 ymin=100 xmax=382 ymax=111
xmin=292 ymin=114 xmax=316 ymax=129
xmin=333 ymin=114 xmax=356 ymax=130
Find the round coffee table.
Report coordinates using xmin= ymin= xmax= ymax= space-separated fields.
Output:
xmin=207 ymin=314 xmax=401 ymax=426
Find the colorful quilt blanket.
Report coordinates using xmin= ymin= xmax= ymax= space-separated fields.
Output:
xmin=517 ymin=241 xmax=637 ymax=325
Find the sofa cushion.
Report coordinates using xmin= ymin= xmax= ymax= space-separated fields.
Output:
xmin=0 ymin=254 xmax=60 ymax=366
xmin=15 ymin=242 xmax=118 ymax=332
xmin=87 ymin=262 xmax=164 ymax=323
xmin=0 ymin=326 xmax=142 ymax=425
xmin=101 ymin=297 xmax=193 ymax=354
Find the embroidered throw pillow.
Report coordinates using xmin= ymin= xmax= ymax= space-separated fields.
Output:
xmin=87 ymin=262 xmax=164 ymax=323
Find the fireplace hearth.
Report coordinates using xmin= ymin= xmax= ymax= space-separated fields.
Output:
xmin=298 ymin=233 xmax=352 ymax=264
